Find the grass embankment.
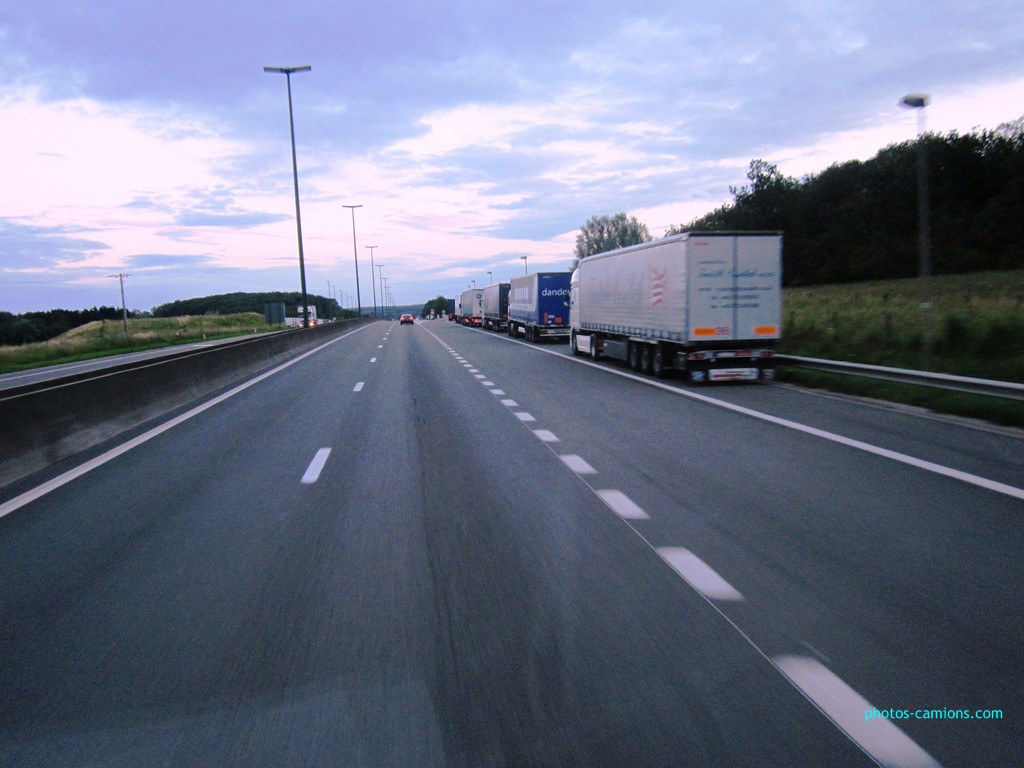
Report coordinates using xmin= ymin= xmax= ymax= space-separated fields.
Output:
xmin=779 ymin=269 xmax=1024 ymax=427
xmin=0 ymin=313 xmax=281 ymax=374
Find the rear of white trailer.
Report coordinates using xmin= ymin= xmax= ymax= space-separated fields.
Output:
xmin=569 ymin=232 xmax=782 ymax=381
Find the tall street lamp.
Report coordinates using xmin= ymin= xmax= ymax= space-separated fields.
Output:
xmin=366 ymin=245 xmax=378 ymax=317
xmin=264 ymin=64 xmax=312 ymax=327
xmin=900 ymin=93 xmax=932 ymax=369
xmin=520 ymin=255 xmax=528 ymax=274
xmin=376 ymin=264 xmax=386 ymax=318
xmin=344 ymin=204 xmax=363 ymax=316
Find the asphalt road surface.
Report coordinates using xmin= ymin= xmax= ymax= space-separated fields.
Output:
xmin=1 ymin=319 xmax=1021 ymax=767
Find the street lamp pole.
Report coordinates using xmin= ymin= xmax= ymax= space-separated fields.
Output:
xmin=344 ymin=204 xmax=363 ymax=316
xmin=900 ymin=93 xmax=932 ymax=369
xmin=520 ymin=255 xmax=528 ymax=274
xmin=376 ymin=264 xmax=386 ymax=318
xmin=263 ymin=65 xmax=312 ymax=327
xmin=366 ymin=245 xmax=378 ymax=317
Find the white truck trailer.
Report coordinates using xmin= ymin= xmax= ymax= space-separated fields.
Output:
xmin=459 ymin=288 xmax=484 ymax=327
xmin=569 ymin=232 xmax=782 ymax=381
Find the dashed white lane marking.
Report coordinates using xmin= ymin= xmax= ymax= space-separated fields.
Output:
xmin=560 ymin=454 xmax=596 ymax=474
xmin=657 ymin=547 xmax=744 ymax=601
xmin=597 ymin=489 xmax=650 ymax=520
xmin=301 ymin=448 xmax=332 ymax=484
xmin=474 ymin=374 xmax=486 ymax=379
xmin=482 ymin=381 xmax=495 ymax=387
xmin=533 ymin=429 xmax=560 ymax=443
xmin=370 ymin=357 xmax=377 ymax=363
xmin=775 ymin=656 xmax=942 ymax=768
xmin=468 ymin=368 xmax=479 ymax=372
xmin=353 ymin=382 xmax=364 ymax=392
xmin=490 ymin=389 xmax=506 ymax=395
xmin=378 ymin=345 xmax=383 ymax=349
xmin=501 ymin=399 xmax=518 ymax=407
xmin=515 ymin=412 xmax=536 ymax=422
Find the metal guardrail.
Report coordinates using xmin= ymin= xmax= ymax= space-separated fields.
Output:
xmin=777 ymin=355 xmax=1024 ymax=401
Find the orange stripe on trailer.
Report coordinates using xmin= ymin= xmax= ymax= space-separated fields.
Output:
xmin=693 ymin=327 xmax=718 ymax=337
xmin=754 ymin=325 xmax=779 ymax=335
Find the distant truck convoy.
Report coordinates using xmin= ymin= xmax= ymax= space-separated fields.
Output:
xmin=507 ymin=272 xmax=572 ymax=342
xmin=569 ymin=232 xmax=782 ymax=381
xmin=459 ymin=288 xmax=484 ymax=327
xmin=481 ymin=283 xmax=511 ymax=331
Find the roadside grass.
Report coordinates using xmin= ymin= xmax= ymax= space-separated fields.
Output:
xmin=0 ymin=313 xmax=281 ymax=374
xmin=779 ymin=269 xmax=1024 ymax=427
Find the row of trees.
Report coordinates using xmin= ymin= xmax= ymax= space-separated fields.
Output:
xmin=0 ymin=306 xmax=130 ymax=346
xmin=152 ymin=292 xmax=346 ymax=319
xmin=574 ymin=120 xmax=1024 ymax=286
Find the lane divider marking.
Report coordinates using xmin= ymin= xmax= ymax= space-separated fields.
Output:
xmin=775 ymin=656 xmax=942 ymax=768
xmin=657 ymin=547 xmax=744 ymax=601
xmin=301 ymin=448 xmax=332 ymax=484
xmin=560 ymin=454 xmax=596 ymax=474
xmin=596 ymin=489 xmax=650 ymax=520
xmin=425 ymin=323 xmax=942 ymax=768
xmin=353 ymin=382 xmax=365 ymax=392
xmin=515 ymin=412 xmax=536 ymax=422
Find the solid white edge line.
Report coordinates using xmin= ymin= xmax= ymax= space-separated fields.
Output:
xmin=519 ymin=343 xmax=1024 ymax=502
xmin=657 ymin=547 xmax=744 ymax=601
xmin=0 ymin=325 xmax=372 ymax=519
xmin=301 ymin=448 xmax=332 ymax=484
xmin=596 ymin=489 xmax=650 ymax=519
xmin=775 ymin=656 xmax=942 ymax=768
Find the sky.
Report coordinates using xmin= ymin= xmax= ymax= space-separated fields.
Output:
xmin=1 ymin=1 xmax=1023 ymax=315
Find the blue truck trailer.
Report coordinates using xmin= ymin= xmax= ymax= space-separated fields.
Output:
xmin=507 ymin=272 xmax=571 ymax=342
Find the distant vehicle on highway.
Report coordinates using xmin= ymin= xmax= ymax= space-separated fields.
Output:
xmin=400 ymin=313 xmax=415 ymax=325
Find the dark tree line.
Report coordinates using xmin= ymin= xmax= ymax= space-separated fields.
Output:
xmin=152 ymin=291 xmax=343 ymax=319
xmin=669 ymin=124 xmax=1024 ymax=286
xmin=0 ymin=306 xmax=129 ymax=346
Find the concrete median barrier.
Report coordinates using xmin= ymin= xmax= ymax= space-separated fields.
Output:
xmin=0 ymin=319 xmax=370 ymax=489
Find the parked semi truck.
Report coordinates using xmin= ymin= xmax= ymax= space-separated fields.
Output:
xmin=569 ymin=232 xmax=782 ymax=381
xmin=508 ymin=272 xmax=572 ymax=342
xmin=446 ymin=298 xmax=456 ymax=321
xmin=481 ymin=283 xmax=511 ymax=331
xmin=459 ymin=288 xmax=484 ymax=327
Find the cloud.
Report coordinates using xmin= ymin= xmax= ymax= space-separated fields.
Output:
xmin=174 ymin=211 xmax=291 ymax=229
xmin=0 ymin=219 xmax=110 ymax=270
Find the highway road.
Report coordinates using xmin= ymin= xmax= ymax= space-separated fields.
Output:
xmin=1 ymin=318 xmax=1021 ymax=766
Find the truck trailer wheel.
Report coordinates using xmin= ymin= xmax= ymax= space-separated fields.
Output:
xmin=640 ymin=345 xmax=653 ymax=374
xmin=628 ymin=342 xmax=641 ymax=371
xmin=589 ymin=337 xmax=600 ymax=360
xmin=570 ymin=332 xmax=579 ymax=356
xmin=652 ymin=347 xmax=668 ymax=378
